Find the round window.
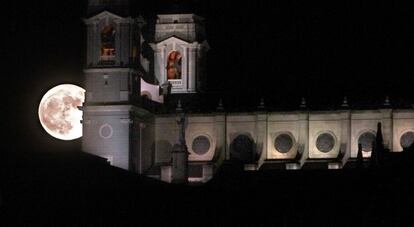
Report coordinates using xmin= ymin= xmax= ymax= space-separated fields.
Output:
xmin=274 ymin=134 xmax=294 ymax=153
xmin=192 ymin=136 xmax=211 ymax=155
xmin=400 ymin=131 xmax=414 ymax=149
xmin=99 ymin=124 xmax=113 ymax=139
xmin=358 ymin=132 xmax=376 ymax=152
xmin=316 ymin=133 xmax=335 ymax=153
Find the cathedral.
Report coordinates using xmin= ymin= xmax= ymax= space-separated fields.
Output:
xmin=81 ymin=0 xmax=414 ymax=183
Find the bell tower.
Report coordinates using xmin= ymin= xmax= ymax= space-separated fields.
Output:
xmin=81 ymin=0 xmax=152 ymax=171
xmin=150 ymin=14 xmax=209 ymax=94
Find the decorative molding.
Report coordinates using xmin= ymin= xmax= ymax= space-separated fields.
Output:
xmin=84 ymin=11 xmax=133 ymax=25
xmin=84 ymin=68 xmax=135 ymax=73
xmin=120 ymin=118 xmax=133 ymax=124
xmin=152 ymin=36 xmax=191 ymax=47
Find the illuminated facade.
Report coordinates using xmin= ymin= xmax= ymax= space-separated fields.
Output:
xmin=150 ymin=14 xmax=209 ymax=93
xmin=81 ymin=0 xmax=414 ymax=183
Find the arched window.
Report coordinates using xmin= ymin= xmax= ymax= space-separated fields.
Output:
xmin=358 ymin=132 xmax=376 ymax=152
xmin=166 ymin=51 xmax=182 ymax=79
xmin=101 ymin=26 xmax=116 ymax=58
xmin=230 ymin=134 xmax=257 ymax=163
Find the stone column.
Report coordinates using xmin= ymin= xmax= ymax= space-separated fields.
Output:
xmin=255 ymin=113 xmax=267 ymax=169
xmin=115 ymin=22 xmax=121 ymax=64
xmin=120 ymin=23 xmax=130 ymax=65
xmin=171 ymin=113 xmax=189 ymax=184
xmin=298 ymin=112 xmax=309 ymax=166
xmin=151 ymin=46 xmax=163 ymax=84
xmin=171 ymin=143 xmax=188 ymax=184
xmin=340 ymin=110 xmax=351 ymax=165
xmin=214 ymin=114 xmax=226 ymax=167
xmin=86 ymin=24 xmax=93 ymax=66
xmin=380 ymin=109 xmax=393 ymax=150
xmin=188 ymin=44 xmax=198 ymax=92
xmin=93 ymin=23 xmax=99 ymax=65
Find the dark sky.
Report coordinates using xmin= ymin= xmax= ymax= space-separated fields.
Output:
xmin=4 ymin=0 xmax=414 ymax=150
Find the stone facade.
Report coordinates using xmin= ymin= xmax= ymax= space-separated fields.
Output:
xmin=81 ymin=1 xmax=414 ymax=184
xmin=152 ymin=109 xmax=414 ymax=181
xmin=150 ymin=14 xmax=209 ymax=94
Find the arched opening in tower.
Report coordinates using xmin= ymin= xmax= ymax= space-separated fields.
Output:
xmin=166 ymin=51 xmax=182 ymax=80
xmin=101 ymin=26 xmax=116 ymax=59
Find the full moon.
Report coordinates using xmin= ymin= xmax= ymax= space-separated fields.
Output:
xmin=38 ymin=84 xmax=85 ymax=140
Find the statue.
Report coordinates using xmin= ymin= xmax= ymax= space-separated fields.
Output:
xmin=176 ymin=115 xmax=186 ymax=146
xmin=175 ymin=99 xmax=186 ymax=145
xmin=171 ymin=100 xmax=189 ymax=183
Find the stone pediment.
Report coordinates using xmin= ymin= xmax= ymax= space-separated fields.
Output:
xmin=150 ymin=36 xmax=210 ymax=51
xmin=154 ymin=35 xmax=192 ymax=46
xmin=84 ymin=10 xmax=132 ymax=24
xmin=150 ymin=36 xmax=204 ymax=51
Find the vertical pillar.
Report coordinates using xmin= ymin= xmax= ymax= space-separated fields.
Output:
xmin=214 ymin=114 xmax=226 ymax=167
xmin=298 ymin=112 xmax=309 ymax=166
xmin=188 ymin=45 xmax=197 ymax=92
xmin=380 ymin=109 xmax=393 ymax=150
xmin=93 ymin=23 xmax=99 ymax=65
xmin=171 ymin=113 xmax=189 ymax=184
xmin=171 ymin=143 xmax=188 ymax=184
xmin=114 ymin=22 xmax=120 ymax=63
xmin=340 ymin=111 xmax=351 ymax=164
xmin=86 ymin=24 xmax=93 ymax=66
xmin=152 ymin=47 xmax=163 ymax=84
xmin=256 ymin=113 xmax=267 ymax=169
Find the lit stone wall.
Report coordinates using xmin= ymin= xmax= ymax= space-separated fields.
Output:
xmin=84 ymin=68 xmax=135 ymax=103
xmin=154 ymin=116 xmax=176 ymax=163
xmin=393 ymin=110 xmax=414 ymax=152
xmin=154 ymin=114 xmax=223 ymax=163
xmin=150 ymin=14 xmax=209 ymax=94
xmin=350 ymin=110 xmax=382 ymax=158
xmin=155 ymin=14 xmax=205 ymax=43
xmin=131 ymin=113 xmax=155 ymax=174
xmin=82 ymin=105 xmax=134 ymax=169
xmin=267 ymin=112 xmax=301 ymax=160
xmin=226 ymin=114 xmax=258 ymax=161
xmin=153 ymin=108 xmax=414 ymax=171
xmin=308 ymin=112 xmax=343 ymax=159
xmin=84 ymin=11 xmax=136 ymax=67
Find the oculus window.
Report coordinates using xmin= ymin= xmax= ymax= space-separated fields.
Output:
xmin=316 ymin=133 xmax=335 ymax=153
xmin=400 ymin=131 xmax=414 ymax=149
xmin=191 ymin=136 xmax=210 ymax=155
xmin=274 ymin=134 xmax=294 ymax=153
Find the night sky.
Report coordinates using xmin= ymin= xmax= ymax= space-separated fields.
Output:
xmin=3 ymin=2 xmax=414 ymax=225
xmin=4 ymin=0 xmax=414 ymax=150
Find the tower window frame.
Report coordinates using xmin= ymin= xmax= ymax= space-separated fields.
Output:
xmin=100 ymin=25 xmax=116 ymax=61
xmin=166 ymin=50 xmax=182 ymax=80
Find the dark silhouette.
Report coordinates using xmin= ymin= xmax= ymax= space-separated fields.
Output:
xmin=370 ymin=122 xmax=385 ymax=168
xmin=357 ymin=143 xmax=364 ymax=169
xmin=229 ymin=135 xmax=256 ymax=164
xmin=375 ymin=122 xmax=385 ymax=165
xmin=293 ymin=146 xmax=303 ymax=161
xmin=370 ymin=140 xmax=378 ymax=168
xmin=335 ymin=145 xmax=346 ymax=162
xmin=408 ymin=141 xmax=414 ymax=152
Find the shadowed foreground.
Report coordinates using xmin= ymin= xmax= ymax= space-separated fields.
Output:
xmin=1 ymin=150 xmax=414 ymax=226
